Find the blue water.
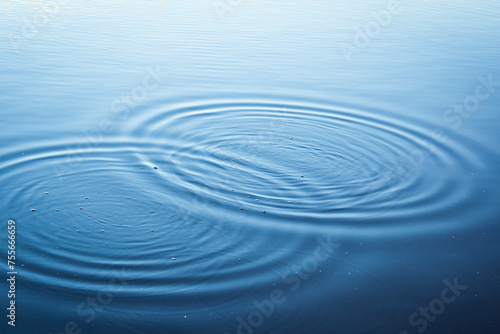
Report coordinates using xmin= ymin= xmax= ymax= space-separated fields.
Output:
xmin=1 ymin=1 xmax=500 ymax=333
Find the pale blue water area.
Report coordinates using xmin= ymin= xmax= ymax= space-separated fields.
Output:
xmin=1 ymin=1 xmax=499 ymax=333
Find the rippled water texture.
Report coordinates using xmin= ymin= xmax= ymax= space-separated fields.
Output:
xmin=1 ymin=1 xmax=500 ymax=334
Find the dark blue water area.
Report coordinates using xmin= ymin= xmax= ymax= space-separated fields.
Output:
xmin=1 ymin=1 xmax=500 ymax=334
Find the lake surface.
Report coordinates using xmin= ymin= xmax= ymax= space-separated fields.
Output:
xmin=1 ymin=1 xmax=499 ymax=333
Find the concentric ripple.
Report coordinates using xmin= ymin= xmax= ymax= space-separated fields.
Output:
xmin=127 ymin=98 xmax=489 ymax=229
xmin=0 ymin=98 xmax=493 ymax=331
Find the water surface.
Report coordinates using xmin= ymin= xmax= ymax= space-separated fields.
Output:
xmin=1 ymin=1 xmax=499 ymax=333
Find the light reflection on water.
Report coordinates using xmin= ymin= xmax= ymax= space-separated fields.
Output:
xmin=1 ymin=0 xmax=499 ymax=333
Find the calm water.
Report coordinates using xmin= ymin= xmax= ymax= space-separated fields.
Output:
xmin=1 ymin=1 xmax=500 ymax=333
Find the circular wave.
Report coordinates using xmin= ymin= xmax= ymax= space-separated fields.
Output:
xmin=127 ymin=99 xmax=487 ymax=229
xmin=0 ymin=98 xmax=491 ymax=331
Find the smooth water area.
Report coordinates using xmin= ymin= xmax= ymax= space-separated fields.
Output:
xmin=1 ymin=1 xmax=499 ymax=333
